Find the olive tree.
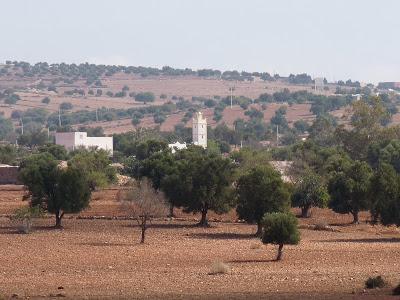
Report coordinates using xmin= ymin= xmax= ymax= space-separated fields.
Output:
xmin=291 ymin=171 xmax=329 ymax=218
xmin=261 ymin=212 xmax=300 ymax=261
xmin=236 ymin=166 xmax=289 ymax=235
xmin=19 ymin=153 xmax=91 ymax=228
xmin=328 ymin=160 xmax=372 ymax=224
xmin=118 ymin=178 xmax=168 ymax=243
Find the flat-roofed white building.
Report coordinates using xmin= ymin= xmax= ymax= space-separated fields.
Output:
xmin=55 ymin=132 xmax=113 ymax=155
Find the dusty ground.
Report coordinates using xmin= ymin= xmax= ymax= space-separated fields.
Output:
xmin=0 ymin=186 xmax=399 ymax=299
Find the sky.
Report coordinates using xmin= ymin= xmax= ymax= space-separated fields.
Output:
xmin=0 ymin=0 xmax=399 ymax=83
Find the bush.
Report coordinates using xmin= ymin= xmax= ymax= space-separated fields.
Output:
xmin=393 ymin=284 xmax=400 ymax=295
xmin=261 ymin=212 xmax=300 ymax=260
xmin=12 ymin=206 xmax=44 ymax=234
xmin=42 ymin=97 xmax=51 ymax=104
xmin=160 ymin=93 xmax=167 ymax=99
xmin=365 ymin=276 xmax=387 ymax=289
xmin=4 ymin=93 xmax=20 ymax=104
xmin=60 ymin=102 xmax=73 ymax=110
xmin=314 ymin=220 xmax=328 ymax=231
xmin=208 ymin=261 xmax=231 ymax=275
xmin=135 ymin=92 xmax=155 ymax=103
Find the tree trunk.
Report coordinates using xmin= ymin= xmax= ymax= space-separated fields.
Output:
xmin=198 ymin=205 xmax=209 ymax=227
xmin=255 ymin=222 xmax=263 ymax=237
xmin=140 ymin=216 xmax=147 ymax=244
xmin=301 ymin=206 xmax=311 ymax=218
xmin=276 ymin=244 xmax=284 ymax=261
xmin=55 ymin=210 xmax=63 ymax=228
xmin=168 ymin=203 xmax=175 ymax=218
xmin=351 ymin=210 xmax=359 ymax=224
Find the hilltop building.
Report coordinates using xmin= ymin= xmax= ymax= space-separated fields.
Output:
xmin=168 ymin=111 xmax=207 ymax=152
xmin=55 ymin=132 xmax=113 ymax=155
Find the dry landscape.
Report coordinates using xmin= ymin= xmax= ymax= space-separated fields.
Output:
xmin=0 ymin=72 xmax=345 ymax=134
xmin=0 ymin=185 xmax=399 ymax=299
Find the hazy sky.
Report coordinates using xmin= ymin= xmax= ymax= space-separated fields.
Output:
xmin=1 ymin=0 xmax=399 ymax=83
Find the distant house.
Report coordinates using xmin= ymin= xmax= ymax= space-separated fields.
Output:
xmin=168 ymin=141 xmax=187 ymax=154
xmin=55 ymin=132 xmax=113 ymax=155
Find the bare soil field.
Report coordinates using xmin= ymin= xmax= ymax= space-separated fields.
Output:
xmin=0 ymin=186 xmax=399 ymax=299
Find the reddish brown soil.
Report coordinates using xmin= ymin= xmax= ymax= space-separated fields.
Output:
xmin=0 ymin=186 xmax=399 ymax=299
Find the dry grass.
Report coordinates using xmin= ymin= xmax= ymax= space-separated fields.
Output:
xmin=209 ymin=261 xmax=231 ymax=275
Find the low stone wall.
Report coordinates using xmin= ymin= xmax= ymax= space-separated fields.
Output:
xmin=0 ymin=166 xmax=20 ymax=185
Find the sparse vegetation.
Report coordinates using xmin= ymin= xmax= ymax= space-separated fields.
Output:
xmin=365 ymin=276 xmax=387 ymax=289
xmin=118 ymin=178 xmax=168 ymax=243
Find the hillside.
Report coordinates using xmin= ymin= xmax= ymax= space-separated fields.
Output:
xmin=0 ymin=62 xmax=351 ymax=137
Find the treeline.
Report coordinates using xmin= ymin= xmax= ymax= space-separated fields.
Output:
xmin=1 ymin=60 xmax=367 ymax=85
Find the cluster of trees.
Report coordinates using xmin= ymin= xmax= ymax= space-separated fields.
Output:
xmin=18 ymin=148 xmax=116 ymax=227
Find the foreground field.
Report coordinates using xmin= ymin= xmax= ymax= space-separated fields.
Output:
xmin=0 ymin=187 xmax=399 ymax=299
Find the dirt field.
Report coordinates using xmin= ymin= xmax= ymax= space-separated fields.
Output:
xmin=0 ymin=186 xmax=399 ymax=299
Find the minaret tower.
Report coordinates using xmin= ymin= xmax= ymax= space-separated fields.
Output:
xmin=192 ymin=111 xmax=207 ymax=148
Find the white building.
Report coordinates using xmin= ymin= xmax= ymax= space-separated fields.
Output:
xmin=55 ymin=132 xmax=113 ymax=155
xmin=192 ymin=111 xmax=207 ymax=148
xmin=168 ymin=141 xmax=187 ymax=154
xmin=168 ymin=111 xmax=207 ymax=152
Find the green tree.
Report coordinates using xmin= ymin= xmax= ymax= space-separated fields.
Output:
xmin=68 ymin=149 xmax=116 ymax=190
xmin=59 ymin=102 xmax=73 ymax=110
xmin=0 ymin=144 xmax=18 ymax=164
xmin=236 ymin=166 xmax=290 ymax=235
xmin=0 ymin=115 xmax=13 ymax=141
xmin=291 ymin=171 xmax=329 ymax=218
xmin=328 ymin=160 xmax=372 ymax=224
xmin=135 ymin=92 xmax=155 ymax=103
xmin=336 ymin=97 xmax=388 ymax=160
xmin=261 ymin=212 xmax=300 ymax=261
xmin=19 ymin=153 xmax=91 ymax=227
xmin=369 ymin=163 xmax=400 ymax=225
xmin=177 ymin=147 xmax=235 ymax=226
xmin=41 ymin=97 xmax=51 ymax=104
xmin=38 ymin=144 xmax=68 ymax=160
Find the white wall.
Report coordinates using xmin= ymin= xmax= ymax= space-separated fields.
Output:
xmin=55 ymin=132 xmax=113 ymax=155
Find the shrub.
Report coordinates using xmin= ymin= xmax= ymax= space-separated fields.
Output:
xmin=59 ymin=102 xmax=73 ymax=110
xmin=209 ymin=261 xmax=231 ymax=275
xmin=12 ymin=206 xmax=44 ymax=234
xmin=135 ymin=92 xmax=155 ymax=103
xmin=4 ymin=93 xmax=20 ymax=104
xmin=261 ymin=212 xmax=300 ymax=260
xmin=393 ymin=284 xmax=400 ymax=295
xmin=365 ymin=276 xmax=387 ymax=289
xmin=314 ymin=220 xmax=328 ymax=231
xmin=42 ymin=97 xmax=51 ymax=104
xmin=160 ymin=93 xmax=167 ymax=99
